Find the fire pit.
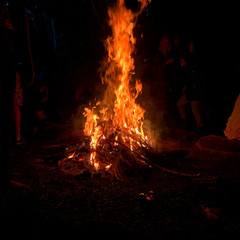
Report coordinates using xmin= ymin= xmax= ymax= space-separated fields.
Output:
xmin=59 ymin=0 xmax=154 ymax=180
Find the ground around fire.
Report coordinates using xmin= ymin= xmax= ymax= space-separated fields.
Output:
xmin=2 ymin=120 xmax=240 ymax=240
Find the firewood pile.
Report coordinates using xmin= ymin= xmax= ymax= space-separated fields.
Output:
xmin=56 ymin=132 xmax=201 ymax=181
xmin=58 ymin=132 xmax=154 ymax=181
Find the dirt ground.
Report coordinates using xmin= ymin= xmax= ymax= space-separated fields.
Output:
xmin=2 ymin=121 xmax=240 ymax=240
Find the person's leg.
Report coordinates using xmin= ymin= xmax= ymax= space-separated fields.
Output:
xmin=190 ymin=100 xmax=204 ymax=129
xmin=177 ymin=93 xmax=188 ymax=128
xmin=13 ymin=104 xmax=21 ymax=141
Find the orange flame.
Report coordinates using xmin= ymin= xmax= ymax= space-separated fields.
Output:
xmin=83 ymin=0 xmax=151 ymax=171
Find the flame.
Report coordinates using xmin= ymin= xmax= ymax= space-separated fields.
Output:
xmin=67 ymin=152 xmax=75 ymax=159
xmin=83 ymin=0 xmax=151 ymax=171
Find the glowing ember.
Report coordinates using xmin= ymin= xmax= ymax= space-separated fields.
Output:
xmin=82 ymin=0 xmax=152 ymax=179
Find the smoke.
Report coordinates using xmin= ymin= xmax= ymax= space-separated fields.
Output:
xmin=138 ymin=81 xmax=168 ymax=151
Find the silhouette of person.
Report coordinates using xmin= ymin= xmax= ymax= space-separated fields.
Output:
xmin=177 ymin=39 xmax=204 ymax=132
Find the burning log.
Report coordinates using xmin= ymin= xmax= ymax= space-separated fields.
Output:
xmin=59 ymin=133 xmax=152 ymax=181
xmin=59 ymin=135 xmax=200 ymax=180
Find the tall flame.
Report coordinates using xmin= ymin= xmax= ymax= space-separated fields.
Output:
xmin=83 ymin=0 xmax=151 ymax=170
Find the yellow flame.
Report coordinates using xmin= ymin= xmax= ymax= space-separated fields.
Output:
xmin=68 ymin=152 xmax=75 ymax=159
xmin=105 ymin=164 xmax=112 ymax=170
xmin=83 ymin=0 xmax=150 ymax=170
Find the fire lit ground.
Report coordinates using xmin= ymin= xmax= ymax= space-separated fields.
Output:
xmin=1 ymin=0 xmax=240 ymax=239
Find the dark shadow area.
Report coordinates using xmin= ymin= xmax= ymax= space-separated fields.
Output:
xmin=1 ymin=0 xmax=240 ymax=239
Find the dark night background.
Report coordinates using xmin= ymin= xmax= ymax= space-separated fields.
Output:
xmin=1 ymin=0 xmax=240 ymax=189
xmin=1 ymin=0 xmax=240 ymax=129
xmin=26 ymin=0 xmax=240 ymax=122
xmin=1 ymin=1 xmax=240 ymax=240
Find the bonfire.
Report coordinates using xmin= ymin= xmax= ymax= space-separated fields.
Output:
xmin=64 ymin=0 xmax=153 ymax=180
